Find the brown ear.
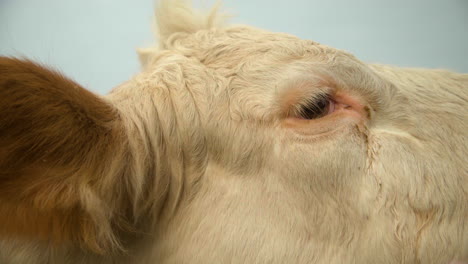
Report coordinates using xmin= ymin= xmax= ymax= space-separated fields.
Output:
xmin=0 ymin=57 xmax=126 ymax=253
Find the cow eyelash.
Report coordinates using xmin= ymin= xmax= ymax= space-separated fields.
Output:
xmin=296 ymin=94 xmax=332 ymax=120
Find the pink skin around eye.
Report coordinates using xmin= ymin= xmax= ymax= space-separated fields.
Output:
xmin=282 ymin=91 xmax=369 ymax=136
xmin=326 ymin=99 xmax=336 ymax=114
xmin=330 ymin=92 xmax=369 ymax=120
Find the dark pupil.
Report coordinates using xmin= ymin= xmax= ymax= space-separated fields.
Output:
xmin=299 ymin=96 xmax=329 ymax=119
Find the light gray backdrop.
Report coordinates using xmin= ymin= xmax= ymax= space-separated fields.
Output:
xmin=1 ymin=0 xmax=467 ymax=94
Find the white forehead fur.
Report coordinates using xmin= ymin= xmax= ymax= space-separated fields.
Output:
xmin=138 ymin=0 xmax=227 ymax=66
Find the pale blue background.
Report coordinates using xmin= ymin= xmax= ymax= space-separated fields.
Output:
xmin=1 ymin=0 xmax=467 ymax=94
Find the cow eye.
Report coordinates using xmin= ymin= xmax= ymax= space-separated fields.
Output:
xmin=297 ymin=95 xmax=332 ymax=120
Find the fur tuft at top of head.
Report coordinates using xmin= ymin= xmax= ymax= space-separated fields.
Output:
xmin=138 ymin=0 xmax=229 ymax=67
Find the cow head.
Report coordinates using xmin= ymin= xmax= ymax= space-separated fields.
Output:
xmin=0 ymin=1 xmax=466 ymax=263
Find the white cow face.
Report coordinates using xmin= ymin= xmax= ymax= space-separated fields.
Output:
xmin=116 ymin=5 xmax=465 ymax=263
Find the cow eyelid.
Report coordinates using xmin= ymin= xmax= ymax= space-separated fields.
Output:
xmin=296 ymin=94 xmax=332 ymax=120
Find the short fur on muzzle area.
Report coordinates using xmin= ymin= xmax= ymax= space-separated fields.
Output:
xmin=0 ymin=0 xmax=467 ymax=263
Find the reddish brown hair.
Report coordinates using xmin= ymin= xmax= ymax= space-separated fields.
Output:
xmin=0 ymin=57 xmax=125 ymax=253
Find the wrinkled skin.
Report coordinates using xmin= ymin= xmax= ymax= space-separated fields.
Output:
xmin=0 ymin=1 xmax=467 ymax=263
